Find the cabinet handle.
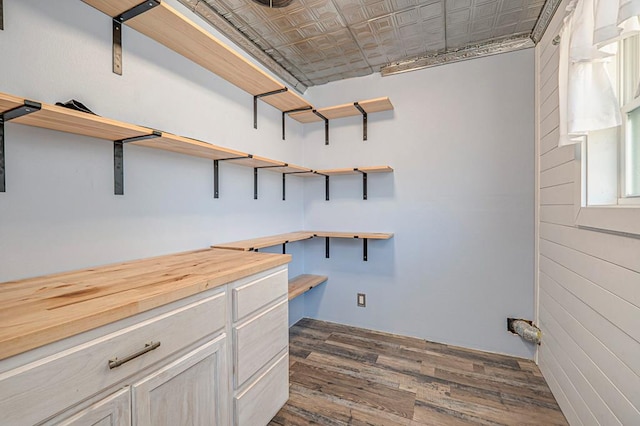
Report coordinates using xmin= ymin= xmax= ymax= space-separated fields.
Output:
xmin=108 ymin=341 xmax=161 ymax=369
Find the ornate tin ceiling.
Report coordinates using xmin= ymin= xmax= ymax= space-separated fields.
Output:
xmin=178 ymin=0 xmax=556 ymax=90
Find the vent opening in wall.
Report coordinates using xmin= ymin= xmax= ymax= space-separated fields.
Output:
xmin=507 ymin=318 xmax=542 ymax=345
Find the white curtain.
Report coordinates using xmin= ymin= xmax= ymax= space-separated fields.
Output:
xmin=558 ymin=0 xmax=640 ymax=146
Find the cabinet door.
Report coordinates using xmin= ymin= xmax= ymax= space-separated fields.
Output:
xmin=131 ymin=335 xmax=228 ymax=426
xmin=58 ymin=388 xmax=131 ymax=426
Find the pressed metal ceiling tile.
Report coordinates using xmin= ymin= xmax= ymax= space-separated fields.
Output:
xmin=395 ymin=8 xmax=420 ymax=26
xmin=496 ymin=11 xmax=523 ymax=26
xmin=179 ymin=0 xmax=545 ymax=86
xmin=419 ymin=3 xmax=444 ymax=19
xmin=447 ymin=8 xmax=471 ymax=24
xmin=500 ymin=0 xmax=526 ymax=11
xmin=391 ymin=0 xmax=418 ymax=9
xmin=365 ymin=0 xmax=394 ymax=20
xmin=339 ymin=6 xmax=370 ymax=25
xmin=472 ymin=17 xmax=495 ymax=32
xmin=474 ymin=2 xmax=498 ymax=18
xmin=447 ymin=0 xmax=472 ymax=11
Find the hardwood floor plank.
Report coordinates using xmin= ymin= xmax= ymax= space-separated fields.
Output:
xmin=269 ymin=319 xmax=567 ymax=425
xmin=290 ymin=362 xmax=416 ymax=419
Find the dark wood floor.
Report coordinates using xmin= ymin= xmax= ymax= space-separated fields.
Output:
xmin=269 ymin=318 xmax=567 ymax=426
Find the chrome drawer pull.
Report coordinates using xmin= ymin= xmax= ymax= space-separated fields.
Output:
xmin=108 ymin=341 xmax=161 ymax=369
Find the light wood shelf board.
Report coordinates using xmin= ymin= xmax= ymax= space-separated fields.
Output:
xmin=288 ymin=274 xmax=328 ymax=300
xmin=133 ymin=133 xmax=249 ymax=160
xmin=270 ymin=164 xmax=313 ymax=174
xmin=357 ymin=166 xmax=394 ymax=173
xmin=14 ymin=103 xmax=152 ymax=142
xmin=316 ymin=102 xmax=359 ymax=120
xmin=0 ymin=92 xmax=26 ymax=113
xmin=226 ymin=155 xmax=286 ymax=169
xmin=213 ymin=231 xmax=314 ymax=251
xmin=312 ymin=231 xmax=394 ymax=240
xmin=288 ymin=110 xmax=323 ymax=123
xmin=317 ymin=166 xmax=394 ymax=176
xmin=358 ymin=97 xmax=394 ymax=114
xmin=296 ymin=170 xmax=321 ymax=177
xmin=82 ymin=1 xmax=311 ymax=112
xmin=289 ymin=97 xmax=393 ymax=123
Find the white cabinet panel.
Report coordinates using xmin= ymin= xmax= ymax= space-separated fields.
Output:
xmin=0 ymin=290 xmax=225 ymax=426
xmin=132 ymin=334 xmax=229 ymax=426
xmin=232 ymin=268 xmax=287 ymax=322
xmin=58 ymin=388 xmax=131 ymax=426
xmin=234 ymin=299 xmax=288 ymax=388
xmin=234 ymin=351 xmax=288 ymax=426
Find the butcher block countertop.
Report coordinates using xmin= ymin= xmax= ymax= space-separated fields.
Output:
xmin=0 ymin=248 xmax=291 ymax=361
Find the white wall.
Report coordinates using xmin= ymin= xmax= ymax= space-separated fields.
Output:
xmin=301 ymin=49 xmax=537 ymax=359
xmin=536 ymin=1 xmax=640 ymax=423
xmin=0 ymin=0 xmax=306 ymax=290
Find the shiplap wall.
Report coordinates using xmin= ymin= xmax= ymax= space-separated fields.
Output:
xmin=536 ymin=1 xmax=640 ymax=424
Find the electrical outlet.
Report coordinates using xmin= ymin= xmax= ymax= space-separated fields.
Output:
xmin=357 ymin=293 xmax=366 ymax=307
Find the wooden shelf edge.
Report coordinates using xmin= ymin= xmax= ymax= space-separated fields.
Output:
xmin=290 ymin=97 xmax=394 ymax=123
xmin=311 ymin=231 xmax=394 ymax=240
xmin=288 ymin=274 xmax=328 ymax=300
xmin=213 ymin=231 xmax=314 ymax=252
xmin=316 ymin=166 xmax=394 ymax=176
xmin=81 ymin=0 xmax=312 ymax=113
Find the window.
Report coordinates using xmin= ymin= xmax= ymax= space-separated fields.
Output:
xmin=621 ymin=34 xmax=640 ymax=199
xmin=585 ymin=34 xmax=640 ymax=207
xmin=556 ymin=1 xmax=640 ymax=236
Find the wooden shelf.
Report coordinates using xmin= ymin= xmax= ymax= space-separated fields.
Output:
xmin=316 ymin=166 xmax=394 ymax=176
xmin=288 ymin=274 xmax=327 ymax=300
xmin=289 ymin=97 xmax=394 ymax=123
xmin=82 ymin=0 xmax=310 ymax=113
xmin=134 ymin=133 xmax=249 ymax=161
xmin=78 ymin=3 xmax=394 ymax=141
xmin=312 ymin=231 xmax=394 ymax=240
xmin=212 ymin=231 xmax=314 ymax=252
xmin=214 ymin=230 xmax=393 ymax=261
xmin=0 ymin=91 xmax=392 ymax=198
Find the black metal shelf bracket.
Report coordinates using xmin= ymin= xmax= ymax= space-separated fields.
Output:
xmin=354 ymin=102 xmax=368 ymax=141
xmin=312 ymin=110 xmax=329 ymax=145
xmin=0 ymin=0 xmax=4 ymax=31
xmin=1 ymin=100 xmax=42 ymax=192
xmin=355 ymin=168 xmax=368 ymax=200
xmin=253 ymin=88 xmax=288 ymax=129
xmin=213 ymin=154 xmax=252 ymax=199
xmin=282 ymin=241 xmax=288 ymax=254
xmin=282 ymin=170 xmax=311 ymax=200
xmin=281 ymin=106 xmax=312 ymax=140
xmin=112 ymin=0 xmax=160 ymax=75
xmin=363 ymin=238 xmax=368 ymax=261
xmin=253 ymin=163 xmax=286 ymax=199
xmin=325 ymin=175 xmax=330 ymax=200
xmin=113 ymin=130 xmax=161 ymax=195
xmin=325 ymin=237 xmax=330 ymax=258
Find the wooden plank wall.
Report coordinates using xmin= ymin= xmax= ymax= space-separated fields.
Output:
xmin=536 ymin=1 xmax=640 ymax=424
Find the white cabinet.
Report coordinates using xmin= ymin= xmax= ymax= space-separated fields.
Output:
xmin=58 ymin=388 xmax=131 ymax=426
xmin=0 ymin=265 xmax=289 ymax=426
xmin=231 ymin=268 xmax=289 ymax=425
xmin=132 ymin=335 xmax=228 ymax=426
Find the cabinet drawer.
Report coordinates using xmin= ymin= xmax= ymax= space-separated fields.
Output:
xmin=0 ymin=290 xmax=226 ymax=426
xmin=234 ymin=350 xmax=288 ymax=426
xmin=232 ymin=268 xmax=287 ymax=322
xmin=234 ymin=299 xmax=288 ymax=388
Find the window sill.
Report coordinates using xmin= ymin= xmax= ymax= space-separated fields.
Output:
xmin=575 ymin=205 xmax=640 ymax=236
